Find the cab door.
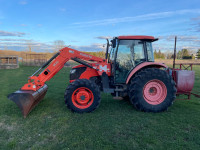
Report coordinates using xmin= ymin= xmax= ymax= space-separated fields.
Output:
xmin=115 ymin=40 xmax=146 ymax=83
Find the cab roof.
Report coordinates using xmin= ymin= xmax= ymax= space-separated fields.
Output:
xmin=117 ymin=35 xmax=158 ymax=41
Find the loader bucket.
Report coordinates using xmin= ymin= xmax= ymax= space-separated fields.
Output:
xmin=7 ymin=84 xmax=48 ymax=118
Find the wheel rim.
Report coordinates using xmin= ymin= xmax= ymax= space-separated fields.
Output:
xmin=72 ymin=87 xmax=94 ymax=109
xmin=143 ymin=79 xmax=167 ymax=105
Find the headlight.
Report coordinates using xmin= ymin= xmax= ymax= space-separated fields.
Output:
xmin=70 ymin=69 xmax=76 ymax=74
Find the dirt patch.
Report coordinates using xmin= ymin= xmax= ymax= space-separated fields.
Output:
xmin=0 ymin=120 xmax=14 ymax=131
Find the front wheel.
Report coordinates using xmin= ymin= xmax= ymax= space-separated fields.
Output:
xmin=129 ymin=68 xmax=176 ymax=112
xmin=65 ymin=79 xmax=101 ymax=113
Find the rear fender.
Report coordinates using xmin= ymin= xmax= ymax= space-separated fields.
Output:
xmin=126 ymin=62 xmax=168 ymax=84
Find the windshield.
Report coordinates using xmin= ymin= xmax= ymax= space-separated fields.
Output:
xmin=116 ymin=40 xmax=145 ymax=67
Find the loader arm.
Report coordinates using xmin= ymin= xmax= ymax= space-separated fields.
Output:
xmin=7 ymin=47 xmax=110 ymax=117
xmin=21 ymin=47 xmax=107 ymax=91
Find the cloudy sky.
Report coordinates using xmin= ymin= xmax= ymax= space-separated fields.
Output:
xmin=0 ymin=0 xmax=200 ymax=52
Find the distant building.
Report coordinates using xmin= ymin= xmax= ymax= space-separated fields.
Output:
xmin=0 ymin=55 xmax=19 ymax=69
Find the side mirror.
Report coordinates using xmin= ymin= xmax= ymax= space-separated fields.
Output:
xmin=111 ymin=39 xmax=116 ymax=48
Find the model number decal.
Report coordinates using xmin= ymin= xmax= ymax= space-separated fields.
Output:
xmin=80 ymin=53 xmax=92 ymax=59
xmin=53 ymin=61 xmax=59 ymax=67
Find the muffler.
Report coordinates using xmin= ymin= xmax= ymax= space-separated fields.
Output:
xmin=8 ymin=84 xmax=48 ymax=118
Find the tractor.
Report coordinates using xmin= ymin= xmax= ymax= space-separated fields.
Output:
xmin=8 ymin=35 xmax=194 ymax=118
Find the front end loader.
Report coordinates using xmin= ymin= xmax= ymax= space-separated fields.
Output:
xmin=7 ymin=35 xmax=196 ymax=118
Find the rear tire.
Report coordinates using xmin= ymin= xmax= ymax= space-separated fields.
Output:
xmin=129 ymin=68 xmax=176 ymax=112
xmin=65 ymin=79 xmax=101 ymax=113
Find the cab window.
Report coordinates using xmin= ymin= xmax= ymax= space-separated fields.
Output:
xmin=146 ymin=42 xmax=154 ymax=61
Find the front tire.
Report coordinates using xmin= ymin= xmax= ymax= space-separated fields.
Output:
xmin=65 ymin=79 xmax=101 ymax=113
xmin=129 ymin=68 xmax=176 ymax=112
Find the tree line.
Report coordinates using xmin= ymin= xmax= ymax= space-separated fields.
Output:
xmin=1 ymin=39 xmax=200 ymax=60
xmin=154 ymin=49 xmax=200 ymax=59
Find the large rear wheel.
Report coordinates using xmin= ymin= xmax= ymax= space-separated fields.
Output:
xmin=65 ymin=79 xmax=101 ymax=113
xmin=129 ymin=68 xmax=176 ymax=112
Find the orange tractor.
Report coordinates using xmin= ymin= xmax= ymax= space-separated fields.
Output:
xmin=8 ymin=36 xmax=195 ymax=118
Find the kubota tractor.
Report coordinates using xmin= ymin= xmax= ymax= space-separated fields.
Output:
xmin=8 ymin=35 xmax=194 ymax=118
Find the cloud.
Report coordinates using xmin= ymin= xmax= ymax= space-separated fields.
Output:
xmin=0 ymin=41 xmax=43 ymax=47
xmin=191 ymin=16 xmax=200 ymax=21
xmin=70 ymin=40 xmax=79 ymax=43
xmin=178 ymin=36 xmax=200 ymax=42
xmin=0 ymin=38 xmax=54 ymax=52
xmin=0 ymin=30 xmax=26 ymax=37
xmin=159 ymin=35 xmax=200 ymax=42
xmin=195 ymin=24 xmax=200 ymax=32
xmin=72 ymin=9 xmax=200 ymax=27
xmin=0 ymin=15 xmax=3 ymax=19
xmin=96 ymin=36 xmax=112 ymax=40
xmin=190 ymin=16 xmax=200 ymax=32
xmin=59 ymin=8 xmax=66 ymax=12
xmin=0 ymin=38 xmax=31 ymax=42
xmin=37 ymin=24 xmax=42 ymax=27
xmin=19 ymin=0 xmax=27 ymax=5
xmin=71 ymin=43 xmax=105 ymax=52
xmin=20 ymin=24 xmax=27 ymax=27
xmin=154 ymin=34 xmax=200 ymax=52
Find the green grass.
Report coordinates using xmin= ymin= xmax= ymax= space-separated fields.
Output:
xmin=0 ymin=65 xmax=200 ymax=150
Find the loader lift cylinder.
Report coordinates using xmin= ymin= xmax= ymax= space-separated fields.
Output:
xmin=31 ymin=52 xmax=60 ymax=76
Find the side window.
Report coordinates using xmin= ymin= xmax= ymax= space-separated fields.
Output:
xmin=146 ymin=42 xmax=154 ymax=61
xmin=116 ymin=44 xmax=133 ymax=70
xmin=133 ymin=44 xmax=145 ymax=61
xmin=131 ymin=41 xmax=145 ymax=66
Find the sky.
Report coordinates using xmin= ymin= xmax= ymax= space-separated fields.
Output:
xmin=0 ymin=0 xmax=200 ymax=53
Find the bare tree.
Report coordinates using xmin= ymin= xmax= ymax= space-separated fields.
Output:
xmin=26 ymin=40 xmax=33 ymax=52
xmin=164 ymin=51 xmax=173 ymax=59
xmin=53 ymin=40 xmax=65 ymax=52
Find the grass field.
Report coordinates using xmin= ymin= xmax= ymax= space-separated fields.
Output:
xmin=0 ymin=65 xmax=200 ymax=150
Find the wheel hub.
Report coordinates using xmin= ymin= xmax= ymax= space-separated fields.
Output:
xmin=80 ymin=95 xmax=85 ymax=100
xmin=143 ymin=79 xmax=167 ymax=105
xmin=72 ymin=87 xmax=94 ymax=109
xmin=76 ymin=90 xmax=90 ymax=104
